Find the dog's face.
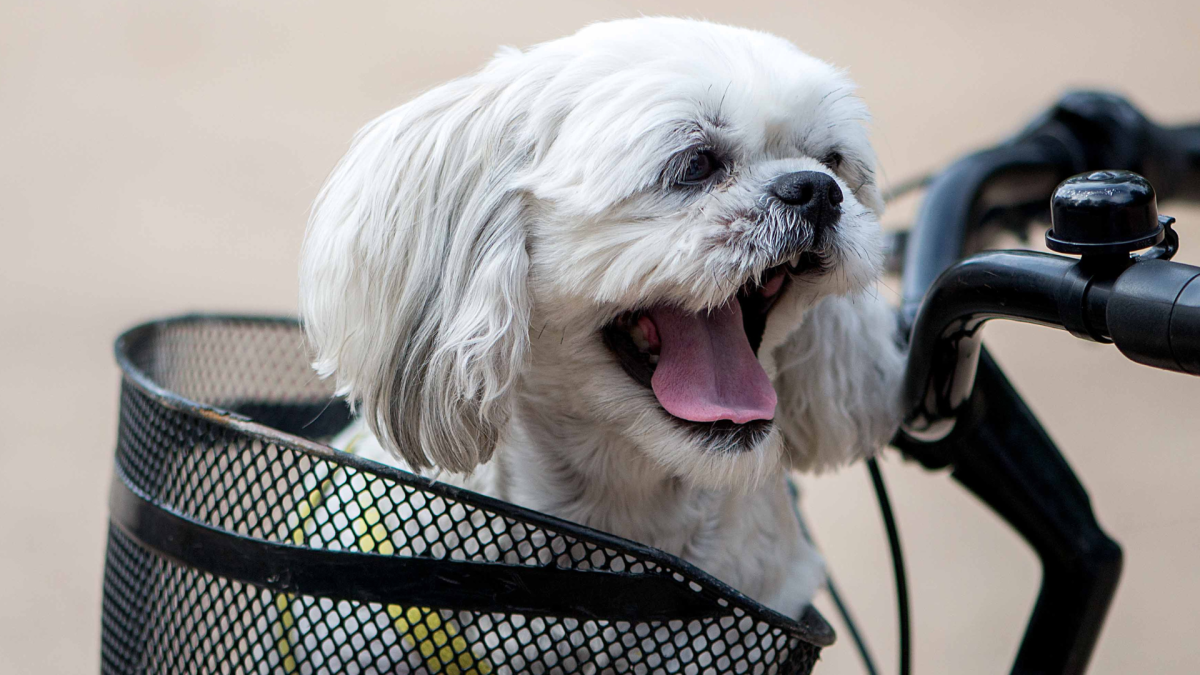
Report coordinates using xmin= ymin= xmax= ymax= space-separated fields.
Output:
xmin=519 ymin=20 xmax=883 ymax=487
xmin=301 ymin=18 xmax=884 ymax=487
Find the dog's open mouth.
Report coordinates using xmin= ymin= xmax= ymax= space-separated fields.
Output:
xmin=601 ymin=252 xmax=824 ymax=441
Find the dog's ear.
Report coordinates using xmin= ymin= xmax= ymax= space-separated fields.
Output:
xmin=773 ymin=292 xmax=905 ymax=472
xmin=300 ymin=56 xmax=535 ymax=473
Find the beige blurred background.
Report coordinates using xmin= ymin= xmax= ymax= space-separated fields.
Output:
xmin=2 ymin=1 xmax=1199 ymax=673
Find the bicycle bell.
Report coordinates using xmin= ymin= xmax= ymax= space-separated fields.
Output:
xmin=1046 ymin=170 xmax=1175 ymax=259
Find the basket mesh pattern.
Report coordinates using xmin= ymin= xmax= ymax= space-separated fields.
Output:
xmin=102 ymin=316 xmax=824 ymax=674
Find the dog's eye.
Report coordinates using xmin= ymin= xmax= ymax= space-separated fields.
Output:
xmin=680 ymin=150 xmax=720 ymax=184
xmin=821 ymin=151 xmax=844 ymax=171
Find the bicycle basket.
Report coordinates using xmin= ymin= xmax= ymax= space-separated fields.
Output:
xmin=102 ymin=314 xmax=834 ymax=674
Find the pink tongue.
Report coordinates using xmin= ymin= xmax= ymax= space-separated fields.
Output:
xmin=648 ymin=299 xmax=777 ymax=424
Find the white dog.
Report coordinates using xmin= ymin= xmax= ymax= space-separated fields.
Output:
xmin=300 ymin=17 xmax=904 ymax=622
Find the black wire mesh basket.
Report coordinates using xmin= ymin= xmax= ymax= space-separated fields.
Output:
xmin=102 ymin=314 xmax=834 ymax=674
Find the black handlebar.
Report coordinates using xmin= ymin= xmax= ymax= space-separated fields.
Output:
xmin=896 ymin=215 xmax=1200 ymax=675
xmin=1107 ymin=259 xmax=1200 ymax=373
xmin=899 ymin=125 xmax=1076 ymax=325
xmin=893 ymin=91 xmax=1200 ymax=675
xmin=901 ymin=91 xmax=1200 ymax=328
xmin=903 ymin=247 xmax=1200 ymax=440
xmin=903 ymin=249 xmax=1074 ymax=440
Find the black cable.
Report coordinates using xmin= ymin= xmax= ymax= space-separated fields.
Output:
xmin=879 ymin=173 xmax=930 ymax=276
xmin=825 ymin=575 xmax=880 ymax=675
xmin=882 ymin=173 xmax=934 ymax=203
xmin=867 ymin=456 xmax=910 ymax=675
xmin=789 ymin=483 xmax=880 ymax=675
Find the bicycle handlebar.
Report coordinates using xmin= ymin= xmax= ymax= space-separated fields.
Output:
xmin=904 ymin=149 xmax=1200 ymax=439
xmin=903 ymin=246 xmax=1200 ymax=441
xmin=899 ymin=126 xmax=1074 ymax=324
xmin=901 ymin=91 xmax=1200 ymax=328
xmin=1107 ymin=259 xmax=1200 ymax=373
xmin=892 ymin=91 xmax=1200 ymax=675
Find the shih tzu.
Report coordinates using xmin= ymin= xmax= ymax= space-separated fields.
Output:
xmin=300 ymin=17 xmax=904 ymax=621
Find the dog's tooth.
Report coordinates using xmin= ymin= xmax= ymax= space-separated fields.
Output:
xmin=629 ymin=325 xmax=649 ymax=352
xmin=648 ymin=354 xmax=659 ymax=364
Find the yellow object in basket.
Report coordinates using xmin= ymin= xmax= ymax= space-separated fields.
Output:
xmin=273 ymin=435 xmax=494 ymax=675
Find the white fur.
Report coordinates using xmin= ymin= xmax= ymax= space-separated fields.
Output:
xmin=300 ymin=17 xmax=904 ymax=619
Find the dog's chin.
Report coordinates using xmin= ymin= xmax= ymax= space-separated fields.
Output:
xmin=651 ymin=424 xmax=786 ymax=492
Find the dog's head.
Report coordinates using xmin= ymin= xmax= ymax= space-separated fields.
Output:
xmin=301 ymin=18 xmax=888 ymax=487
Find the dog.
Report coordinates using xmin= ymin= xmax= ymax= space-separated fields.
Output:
xmin=299 ymin=17 xmax=904 ymax=623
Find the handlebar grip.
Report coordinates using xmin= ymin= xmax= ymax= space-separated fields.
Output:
xmin=1107 ymin=260 xmax=1200 ymax=374
xmin=1174 ymin=276 xmax=1200 ymax=374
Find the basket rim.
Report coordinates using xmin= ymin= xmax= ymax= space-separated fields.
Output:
xmin=113 ymin=312 xmax=835 ymax=647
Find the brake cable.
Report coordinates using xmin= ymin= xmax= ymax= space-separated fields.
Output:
xmin=867 ymin=456 xmax=910 ymax=675
xmin=792 ymin=451 xmax=902 ymax=672
xmin=814 ymin=456 xmax=909 ymax=675
xmin=882 ymin=173 xmax=935 ymax=203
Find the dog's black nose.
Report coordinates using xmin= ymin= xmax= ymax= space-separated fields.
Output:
xmin=770 ymin=171 xmax=843 ymax=231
